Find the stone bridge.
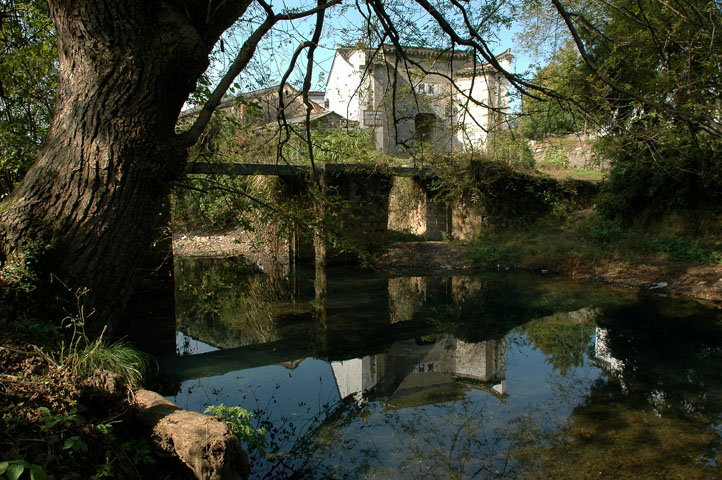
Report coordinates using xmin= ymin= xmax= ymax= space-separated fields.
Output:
xmin=182 ymin=161 xmax=485 ymax=267
xmin=121 ymin=160 xmax=597 ymax=348
xmin=122 ymin=161 xmax=480 ymax=346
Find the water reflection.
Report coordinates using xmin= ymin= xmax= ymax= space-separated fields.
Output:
xmin=155 ymin=258 xmax=722 ymax=479
xmin=332 ymin=335 xmax=507 ymax=407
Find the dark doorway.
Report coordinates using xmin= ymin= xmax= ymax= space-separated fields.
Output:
xmin=414 ymin=113 xmax=436 ymax=142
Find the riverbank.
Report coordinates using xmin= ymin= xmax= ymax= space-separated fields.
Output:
xmin=374 ymin=242 xmax=722 ymax=305
xmin=173 ymin=230 xmax=722 ymax=307
xmin=0 ymin=331 xmax=188 ymax=479
xmin=0 ymin=326 xmax=247 ymax=479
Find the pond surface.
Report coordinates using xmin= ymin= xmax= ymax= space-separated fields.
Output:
xmin=154 ymin=257 xmax=722 ymax=479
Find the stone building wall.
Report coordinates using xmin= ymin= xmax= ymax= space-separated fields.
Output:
xmin=528 ymin=134 xmax=608 ymax=170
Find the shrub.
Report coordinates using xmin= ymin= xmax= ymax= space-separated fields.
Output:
xmin=595 ymin=132 xmax=721 ymax=224
xmin=205 ymin=404 xmax=268 ymax=455
xmin=468 ymin=244 xmax=516 ymax=265
xmin=577 ymin=213 xmax=625 ymax=249
xmin=539 ymin=144 xmax=569 ymax=169
xmin=490 ymin=135 xmax=535 ymax=170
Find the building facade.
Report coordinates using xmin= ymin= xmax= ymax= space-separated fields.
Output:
xmin=326 ymin=45 xmax=512 ymax=155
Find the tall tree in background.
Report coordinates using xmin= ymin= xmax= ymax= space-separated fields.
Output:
xmin=0 ymin=0 xmax=57 ymax=197
xmin=516 ymin=0 xmax=721 ymax=218
xmin=518 ymin=41 xmax=587 ymax=139
xmin=551 ymin=0 xmax=722 ymax=219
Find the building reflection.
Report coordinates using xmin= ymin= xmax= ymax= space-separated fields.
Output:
xmin=593 ymin=327 xmax=625 ymax=374
xmin=331 ymin=334 xmax=507 ymax=407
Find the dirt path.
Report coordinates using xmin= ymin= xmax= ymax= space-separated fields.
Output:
xmin=173 ymin=229 xmax=250 ymax=258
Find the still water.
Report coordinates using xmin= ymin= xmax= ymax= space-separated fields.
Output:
xmin=155 ymin=258 xmax=722 ymax=479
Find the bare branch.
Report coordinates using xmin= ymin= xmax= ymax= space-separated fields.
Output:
xmin=179 ymin=0 xmax=342 ymax=147
xmin=301 ymin=0 xmax=328 ymax=180
xmin=180 ymin=14 xmax=277 ymax=147
xmin=276 ymin=41 xmax=313 ymax=164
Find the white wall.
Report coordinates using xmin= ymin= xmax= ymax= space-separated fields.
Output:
xmin=327 ymin=50 xmax=368 ymax=121
xmin=455 ymin=75 xmax=491 ymax=151
xmin=327 ymin=48 xmax=512 ymax=154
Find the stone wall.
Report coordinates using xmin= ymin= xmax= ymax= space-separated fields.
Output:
xmin=387 ymin=177 xmax=427 ymax=236
xmin=450 ymin=200 xmax=484 ymax=241
xmin=387 ymin=177 xmax=450 ymax=241
xmin=528 ymin=134 xmax=607 ymax=170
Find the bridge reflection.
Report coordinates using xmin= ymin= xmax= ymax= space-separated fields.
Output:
xmin=154 ymin=262 xmax=601 ymax=403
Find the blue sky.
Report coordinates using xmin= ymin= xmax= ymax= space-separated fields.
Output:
xmin=213 ymin=0 xmax=538 ymax=96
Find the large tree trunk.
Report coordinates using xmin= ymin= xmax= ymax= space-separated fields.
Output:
xmin=0 ymin=1 xmax=242 ymax=335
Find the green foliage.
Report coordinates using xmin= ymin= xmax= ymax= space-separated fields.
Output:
xmin=12 ymin=315 xmax=61 ymax=341
xmin=63 ymin=436 xmax=88 ymax=455
xmin=303 ymin=128 xmax=384 ymax=165
xmin=519 ymin=42 xmax=587 ymax=140
xmin=0 ymin=0 xmax=57 ymax=198
xmin=172 ymin=175 xmax=259 ymax=231
xmin=0 ymin=460 xmax=46 ymax=480
xmin=37 ymin=406 xmax=84 ymax=431
xmin=40 ymin=288 xmax=149 ymax=387
xmin=519 ymin=0 xmax=721 ymax=220
xmin=516 ymin=313 xmax=597 ymax=376
xmin=468 ymin=244 xmax=516 ymax=265
xmin=641 ymin=237 xmax=722 ymax=264
xmin=577 ymin=213 xmax=624 ymax=249
xmin=539 ymin=144 xmax=569 ymax=169
xmin=576 ymin=210 xmax=722 ymax=263
xmin=429 ymin=155 xmax=595 ymax=229
xmin=120 ymin=439 xmax=156 ymax=466
xmin=595 ymin=132 xmax=721 ymax=222
xmin=0 ymin=240 xmax=53 ymax=294
xmin=205 ymin=404 xmax=268 ymax=455
xmin=71 ymin=340 xmax=148 ymax=388
xmin=0 ymin=240 xmax=57 ymax=323
xmin=175 ymin=258 xmax=288 ymax=349
xmin=569 ymin=0 xmax=720 ymax=219
xmin=490 ymin=134 xmax=535 ymax=170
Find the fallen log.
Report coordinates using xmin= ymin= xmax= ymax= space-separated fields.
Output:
xmin=134 ymin=389 xmax=249 ymax=480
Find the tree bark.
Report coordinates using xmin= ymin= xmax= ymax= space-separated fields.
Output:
xmin=0 ymin=0 xmax=248 ymax=335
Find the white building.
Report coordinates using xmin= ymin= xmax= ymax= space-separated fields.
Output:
xmin=330 ymin=335 xmax=507 ymax=406
xmin=326 ymin=45 xmax=512 ymax=155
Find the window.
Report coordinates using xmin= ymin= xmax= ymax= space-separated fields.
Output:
xmin=413 ymin=361 xmax=440 ymax=374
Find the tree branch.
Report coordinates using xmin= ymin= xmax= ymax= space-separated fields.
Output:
xmin=551 ymin=0 xmax=721 ymax=135
xmin=179 ymin=0 xmax=341 ymax=148
xmin=301 ymin=0 xmax=328 ymax=179
xmin=180 ymin=13 xmax=277 ymax=147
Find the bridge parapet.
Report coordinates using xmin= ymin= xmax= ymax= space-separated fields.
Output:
xmin=185 ymin=162 xmax=432 ymax=178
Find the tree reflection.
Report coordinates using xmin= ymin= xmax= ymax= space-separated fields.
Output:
xmin=174 ymin=257 xmax=306 ymax=349
xmin=515 ymin=308 xmax=598 ymax=376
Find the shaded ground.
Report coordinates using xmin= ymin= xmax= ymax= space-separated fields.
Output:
xmin=0 ymin=331 xmax=195 ymax=480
